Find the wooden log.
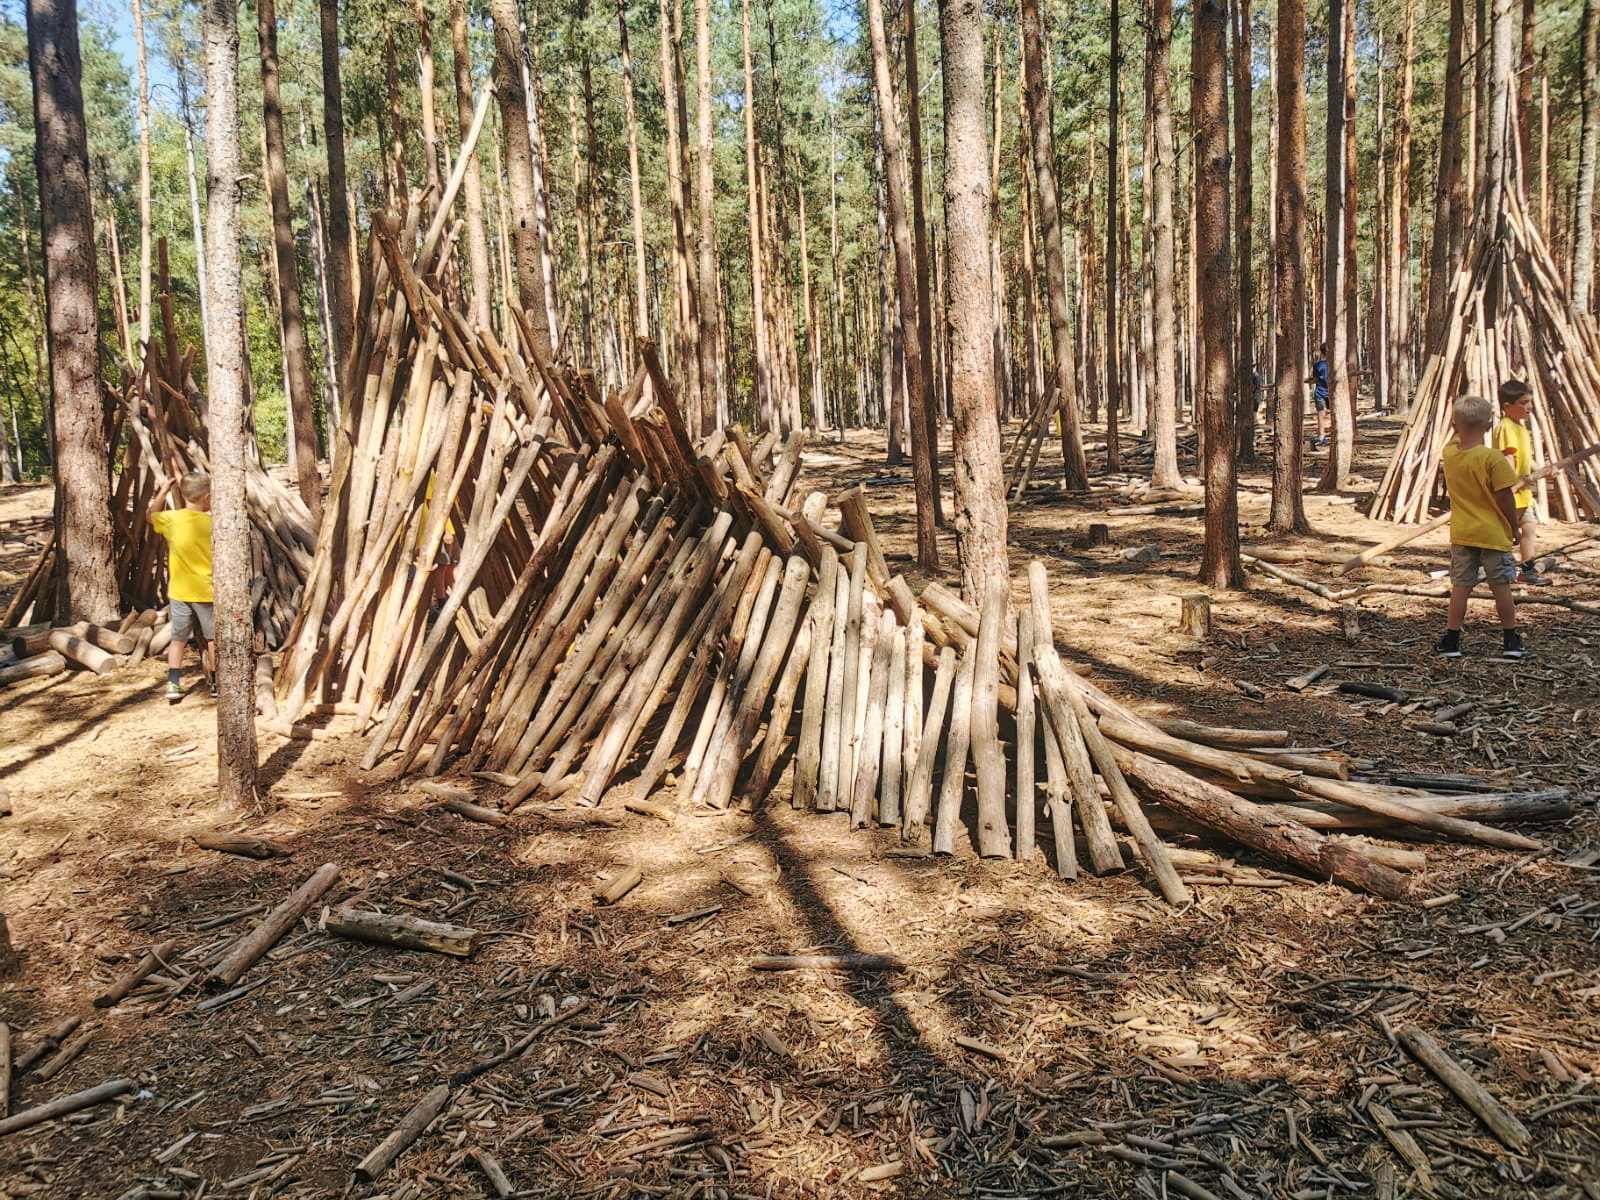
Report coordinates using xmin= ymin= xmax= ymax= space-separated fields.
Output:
xmin=1285 ymin=664 xmax=1331 ymax=692
xmin=816 ymin=556 xmax=852 ymax=813
xmin=0 ymin=652 xmax=66 ymax=687
xmin=751 ymin=955 xmax=905 ymax=971
xmin=932 ymin=641 xmax=977 ymax=855
xmin=832 ymin=546 xmax=869 ymax=808
xmin=971 ymin=578 xmax=1010 ymax=858
xmin=11 ymin=1018 xmax=80 ymax=1076
xmin=595 ymin=864 xmax=643 ymax=905
xmin=847 ymin=600 xmax=878 ymax=805
xmin=879 ymin=627 xmax=907 ymax=829
xmin=206 ymin=863 xmax=341 ymax=989
xmin=439 ymin=798 xmax=509 ymax=827
xmin=1398 ymin=1028 xmax=1532 ymax=1151
xmin=1014 ymin=611 xmax=1037 ymax=861
xmin=792 ymin=546 xmax=839 ymax=810
xmin=902 ymin=605 xmax=924 ymax=804
xmin=1147 ymin=719 xmax=1290 ymax=749
xmin=1291 ymin=776 xmax=1547 ymax=850
xmin=1339 ymin=681 xmax=1406 ymax=702
xmin=848 ymin=617 xmax=897 ymax=828
xmin=254 ymin=654 xmax=277 ymax=720
xmin=1032 ymin=649 xmax=1123 ymax=874
xmin=903 ymin=645 xmax=956 ymax=841
xmin=1176 ymin=594 xmax=1211 ymax=639
xmin=473 ymin=1147 xmax=515 ymax=1198
xmin=31 ymin=1027 xmax=94 ymax=1080
xmin=0 ymin=1078 xmax=134 ymax=1138
xmin=836 ymin=487 xmax=892 ymax=590
xmin=1341 ymin=604 xmax=1362 ymax=641
xmin=744 ymin=596 xmax=813 ymax=811
xmin=1030 ymin=620 xmax=1077 ymax=879
xmin=148 ymin=622 xmax=172 ymax=657
xmin=0 ymin=1022 xmax=8 ymax=1118
xmin=325 ymin=908 xmax=480 ymax=958
xmin=47 ymin=630 xmax=117 ymax=675
xmin=355 ymin=1084 xmax=452 ymax=1180
xmin=191 ymin=832 xmax=292 ymax=859
xmin=1335 ymin=510 xmax=1452 ymax=576
xmin=7 ymin=625 xmax=54 ymax=658
xmin=93 ymin=938 xmax=179 ymax=1008
xmin=57 ymin=622 xmax=137 ymax=655
xmin=1114 ymin=749 xmax=1411 ymax=900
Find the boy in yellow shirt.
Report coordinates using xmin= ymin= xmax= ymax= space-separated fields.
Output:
xmin=1492 ymin=379 xmax=1547 ymax=584
xmin=1438 ymin=396 xmax=1524 ymax=659
xmin=150 ymin=471 xmax=216 ymax=701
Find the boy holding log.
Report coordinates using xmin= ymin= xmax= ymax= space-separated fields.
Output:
xmin=149 ymin=471 xmax=216 ymax=701
xmin=1492 ymin=380 xmax=1548 ymax=585
xmin=1437 ymin=396 xmax=1524 ymax=659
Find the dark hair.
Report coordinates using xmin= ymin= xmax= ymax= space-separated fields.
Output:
xmin=1498 ymin=379 xmax=1532 ymax=405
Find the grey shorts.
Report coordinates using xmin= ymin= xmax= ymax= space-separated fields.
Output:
xmin=1449 ymin=546 xmax=1517 ymax=589
xmin=170 ymin=599 xmax=215 ymax=642
xmin=1313 ymin=394 xmax=1329 ymax=412
xmin=1519 ymin=504 xmax=1538 ymax=527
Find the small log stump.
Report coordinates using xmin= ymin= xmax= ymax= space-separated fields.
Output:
xmin=1342 ymin=603 xmax=1362 ymax=641
xmin=1177 ymin=594 xmax=1212 ymax=639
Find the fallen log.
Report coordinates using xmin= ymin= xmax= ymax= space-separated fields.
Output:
xmin=191 ymin=832 xmax=292 ymax=859
xmin=0 ymin=652 xmax=67 ymax=687
xmin=48 ymin=630 xmax=117 ymax=675
xmin=356 ymin=1084 xmax=452 ymax=1180
xmin=0 ymin=1078 xmax=134 ymax=1138
xmin=206 ymin=863 xmax=341 ymax=988
xmin=751 ymin=954 xmax=905 ymax=971
xmin=1399 ymin=1027 xmax=1531 ymax=1151
xmin=93 ymin=938 xmax=180 ymax=1009
xmin=1148 ymin=718 xmax=1290 ymax=749
xmin=325 ymin=908 xmax=479 ymax=958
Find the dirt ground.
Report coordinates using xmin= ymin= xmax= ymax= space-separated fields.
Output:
xmin=1 ymin=418 xmax=1597 ymax=1200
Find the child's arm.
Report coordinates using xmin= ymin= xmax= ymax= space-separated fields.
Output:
xmin=1494 ymin=486 xmax=1518 ymax=538
xmin=149 ymin=478 xmax=173 ymax=521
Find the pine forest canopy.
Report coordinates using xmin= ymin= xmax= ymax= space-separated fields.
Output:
xmin=4 ymin=0 xmax=1599 ymax=496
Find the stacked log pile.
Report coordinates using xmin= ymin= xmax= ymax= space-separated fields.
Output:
xmin=275 ymin=201 xmax=1566 ymax=904
xmin=1373 ymin=186 xmax=1600 ymax=523
xmin=1 ymin=243 xmax=316 ymax=649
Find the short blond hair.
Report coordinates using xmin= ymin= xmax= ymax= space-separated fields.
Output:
xmin=1452 ymin=395 xmax=1495 ymax=431
xmin=180 ymin=471 xmax=211 ymax=502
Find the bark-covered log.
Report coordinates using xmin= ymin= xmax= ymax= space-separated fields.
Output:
xmin=325 ymin=907 xmax=479 ymax=957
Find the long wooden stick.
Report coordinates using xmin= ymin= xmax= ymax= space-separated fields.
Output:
xmin=792 ymin=546 xmax=838 ymax=809
xmin=206 ymin=863 xmax=341 ymax=989
xmin=0 ymin=1078 xmax=133 ymax=1137
xmin=970 ymin=578 xmax=1010 ymax=858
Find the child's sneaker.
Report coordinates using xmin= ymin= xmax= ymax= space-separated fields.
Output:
xmin=165 ymin=680 xmax=182 ymax=703
xmin=1435 ymin=630 xmax=1463 ymax=658
xmin=1517 ymin=565 xmax=1550 ymax=585
xmin=1502 ymin=629 xmax=1526 ymax=659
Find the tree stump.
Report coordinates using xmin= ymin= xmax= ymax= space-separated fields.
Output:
xmin=1342 ymin=603 xmax=1362 ymax=641
xmin=1177 ymin=594 xmax=1212 ymax=639
xmin=0 ymin=913 xmax=16 ymax=977
xmin=1085 ymin=523 xmax=1111 ymax=547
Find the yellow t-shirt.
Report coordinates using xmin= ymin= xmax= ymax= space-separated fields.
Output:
xmin=1441 ymin=440 xmax=1519 ymax=552
xmin=1492 ymin=416 xmax=1534 ymax=509
xmin=151 ymin=508 xmax=214 ymax=603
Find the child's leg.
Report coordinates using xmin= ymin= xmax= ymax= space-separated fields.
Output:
xmin=1519 ymin=511 xmax=1537 ymax=564
xmin=167 ymin=636 xmax=188 ymax=672
xmin=204 ymin=639 xmax=216 ymax=678
xmin=1446 ymin=586 xmax=1471 ymax=631
xmin=1488 ymin=582 xmax=1518 ymax=629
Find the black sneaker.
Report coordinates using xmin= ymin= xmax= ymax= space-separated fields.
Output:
xmin=1435 ymin=630 xmax=1463 ymax=658
xmin=1502 ymin=630 xmax=1526 ymax=659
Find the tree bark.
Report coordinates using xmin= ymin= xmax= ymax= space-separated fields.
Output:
xmin=742 ymin=0 xmax=772 ymax=429
xmin=203 ymin=0 xmax=259 ymax=811
xmin=1232 ymin=0 xmax=1255 ymax=461
xmin=941 ymin=0 xmax=1008 ymax=602
xmin=1148 ymin=0 xmax=1181 ymax=489
xmin=1105 ymin=0 xmax=1122 ymax=471
xmin=259 ymin=0 xmax=322 ymax=521
xmin=1317 ymin=0 xmax=1352 ymax=491
xmin=904 ymin=0 xmax=942 ymax=522
xmin=1020 ymin=0 xmax=1090 ymax=491
xmin=864 ymin=0 xmax=939 ymax=567
xmin=695 ymin=0 xmax=726 ymax=430
xmin=659 ymin=0 xmax=701 ymax=419
xmin=1389 ymin=0 xmax=1415 ymax=416
xmin=26 ymin=0 xmax=119 ymax=623
xmin=449 ymin=0 xmax=493 ymax=330
xmin=131 ymin=0 xmax=152 ymax=350
xmin=1575 ymin=0 xmax=1599 ymax=316
xmin=491 ymin=0 xmax=551 ymax=350
xmin=318 ymin=0 xmax=354 ymax=373
xmin=1268 ymin=0 xmax=1309 ymax=532
xmin=618 ymin=0 xmax=649 ymax=341
xmin=1193 ymin=0 xmax=1243 ymax=589
xmin=1427 ymin=0 xmax=1467 ymax=348
xmin=414 ymin=0 xmax=441 ymax=199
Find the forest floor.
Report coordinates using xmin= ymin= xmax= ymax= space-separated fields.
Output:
xmin=1 ymin=416 xmax=1598 ymax=1200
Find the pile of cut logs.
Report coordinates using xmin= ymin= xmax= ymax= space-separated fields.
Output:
xmin=271 ymin=193 xmax=1567 ymax=905
xmin=1 ymin=243 xmax=316 ymax=653
xmin=1374 ymin=185 xmax=1600 ymax=522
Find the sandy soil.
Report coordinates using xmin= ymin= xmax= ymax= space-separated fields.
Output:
xmin=1 ymin=420 xmax=1596 ymax=1200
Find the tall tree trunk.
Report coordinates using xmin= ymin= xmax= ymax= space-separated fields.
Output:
xmin=1148 ymin=0 xmax=1181 ymax=488
xmin=661 ymin=0 xmax=701 ymax=416
xmin=132 ymin=0 xmax=152 ymax=350
xmin=1101 ymin=0 xmax=1122 ymax=470
xmin=1317 ymin=0 xmax=1352 ymax=491
xmin=318 ymin=0 xmax=354 ymax=372
xmin=202 ymin=0 xmax=259 ymax=811
xmin=1574 ymin=0 xmax=1599 ymax=316
xmin=27 ymin=0 xmax=119 ymax=622
xmin=571 ymin=58 xmax=595 ymax=363
xmin=1018 ymin=74 xmax=1043 ymax=417
xmin=259 ymin=0 xmax=322 ymax=520
xmin=1483 ymin=0 xmax=1516 ymax=326
xmin=1232 ymin=0 xmax=1255 ymax=461
xmin=449 ymin=0 xmax=493 ymax=330
xmin=1517 ymin=0 xmax=1534 ymax=178
xmin=177 ymin=65 xmax=211 ymax=374
xmin=1192 ymin=0 xmax=1243 ymax=588
xmin=1374 ymin=32 xmax=1388 ymax=413
xmin=864 ymin=0 xmax=939 ymax=567
xmin=1268 ymin=0 xmax=1308 ymax=531
xmin=1427 ymin=0 xmax=1466 ymax=348
xmin=1389 ymin=0 xmax=1415 ymax=415
xmin=798 ymin=183 xmax=823 ymax=430
xmin=106 ymin=205 xmax=133 ymax=364
xmin=695 ymin=0 xmax=725 ymax=431
xmin=522 ymin=15 xmax=561 ymax=347
xmin=941 ymin=0 xmax=1006 ymax=601
xmin=618 ymin=0 xmax=649 ymax=342
xmin=491 ymin=0 xmax=550 ymax=350
xmin=414 ymin=0 xmax=441 ymax=199
xmin=384 ymin=24 xmax=408 ymax=204
xmin=742 ymin=0 xmax=772 ymax=429
xmin=1020 ymin=0 xmax=1090 ymax=490
xmin=905 ymin=0 xmax=942 ymax=522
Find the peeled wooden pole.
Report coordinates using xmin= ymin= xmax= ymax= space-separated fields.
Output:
xmin=791 ymin=545 xmax=838 ymax=809
xmin=0 ymin=1079 xmax=134 ymax=1138
xmin=903 ymin=645 xmax=956 ymax=840
xmin=0 ymin=653 xmax=66 ymax=687
xmin=207 ymin=863 xmax=341 ymax=988
xmin=879 ymin=627 xmax=906 ymax=828
xmin=356 ymin=1084 xmax=452 ymax=1180
xmin=848 ymin=617 xmax=898 ymax=827
xmin=830 ymin=547 xmax=869 ymax=810
xmin=1398 ymin=1027 xmax=1532 ymax=1151
xmin=932 ymin=642 xmax=977 ymax=854
xmin=971 ymin=578 xmax=1010 ymax=858
xmin=744 ymin=602 xmax=814 ymax=810
xmin=48 ymin=630 xmax=117 ymax=675
xmin=1014 ymin=610 xmax=1037 ymax=861
xmin=1334 ymin=512 xmax=1449 ymax=575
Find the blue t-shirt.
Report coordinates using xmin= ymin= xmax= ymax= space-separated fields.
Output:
xmin=1313 ymin=359 xmax=1329 ymax=400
